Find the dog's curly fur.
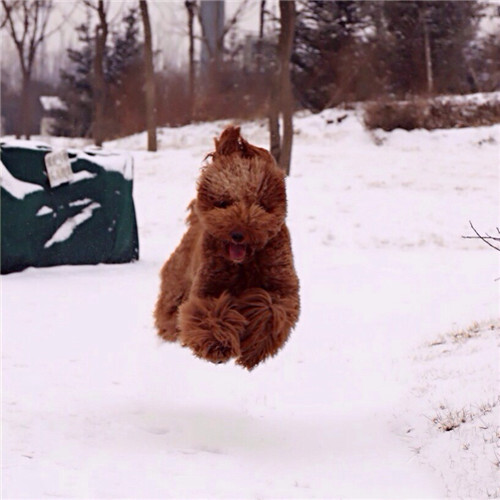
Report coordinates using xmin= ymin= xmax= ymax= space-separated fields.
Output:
xmin=154 ymin=126 xmax=300 ymax=370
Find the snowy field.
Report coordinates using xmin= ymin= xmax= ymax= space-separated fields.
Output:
xmin=2 ymin=110 xmax=499 ymax=498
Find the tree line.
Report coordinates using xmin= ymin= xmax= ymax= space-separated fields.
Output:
xmin=1 ymin=1 xmax=499 ymax=171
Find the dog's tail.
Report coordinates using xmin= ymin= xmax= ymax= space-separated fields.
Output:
xmin=210 ymin=126 xmax=275 ymax=164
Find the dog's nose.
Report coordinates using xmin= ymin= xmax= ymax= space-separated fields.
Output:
xmin=230 ymin=231 xmax=244 ymax=243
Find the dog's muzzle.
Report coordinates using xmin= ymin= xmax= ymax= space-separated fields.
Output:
xmin=228 ymin=242 xmax=246 ymax=262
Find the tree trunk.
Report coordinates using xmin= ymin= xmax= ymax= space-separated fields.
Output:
xmin=140 ymin=0 xmax=157 ymax=151
xmin=269 ymin=79 xmax=281 ymax=163
xmin=257 ymin=0 xmax=266 ymax=73
xmin=268 ymin=0 xmax=295 ymax=175
xmin=20 ymin=72 xmax=32 ymax=139
xmin=259 ymin=0 xmax=265 ymax=39
xmin=186 ymin=0 xmax=196 ymax=121
xmin=92 ymin=1 xmax=108 ymax=147
xmin=199 ymin=0 xmax=224 ymax=93
xmin=278 ymin=0 xmax=295 ymax=175
xmin=421 ymin=6 xmax=434 ymax=95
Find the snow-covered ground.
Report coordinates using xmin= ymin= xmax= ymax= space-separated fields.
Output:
xmin=2 ymin=110 xmax=499 ymax=498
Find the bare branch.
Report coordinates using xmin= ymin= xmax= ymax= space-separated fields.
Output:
xmin=462 ymin=221 xmax=500 ymax=252
xmin=44 ymin=2 xmax=78 ymax=40
xmin=2 ymin=0 xmax=28 ymax=73
xmin=221 ymin=0 xmax=250 ymax=39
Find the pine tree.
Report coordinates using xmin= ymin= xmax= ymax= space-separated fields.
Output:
xmin=107 ymin=7 xmax=145 ymax=137
xmin=56 ymin=22 xmax=94 ymax=137
xmin=56 ymin=7 xmax=145 ymax=138
xmin=376 ymin=1 xmax=483 ymax=96
xmin=108 ymin=8 xmax=142 ymax=83
xmin=292 ymin=0 xmax=367 ymax=111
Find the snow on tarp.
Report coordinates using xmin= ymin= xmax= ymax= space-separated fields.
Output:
xmin=69 ymin=170 xmax=96 ymax=183
xmin=0 ymin=161 xmax=43 ymax=199
xmin=35 ymin=206 xmax=54 ymax=217
xmin=71 ymin=148 xmax=134 ymax=180
xmin=0 ymin=139 xmax=51 ymax=151
xmin=44 ymin=202 xmax=101 ymax=248
xmin=0 ymin=140 xmax=133 ymax=181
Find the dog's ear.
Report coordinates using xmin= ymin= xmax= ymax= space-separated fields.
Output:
xmin=211 ymin=125 xmax=276 ymax=164
xmin=214 ymin=126 xmax=243 ymax=157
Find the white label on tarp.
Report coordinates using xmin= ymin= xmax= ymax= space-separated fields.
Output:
xmin=44 ymin=150 xmax=74 ymax=188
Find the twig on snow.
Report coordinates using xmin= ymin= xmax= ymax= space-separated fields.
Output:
xmin=462 ymin=221 xmax=500 ymax=252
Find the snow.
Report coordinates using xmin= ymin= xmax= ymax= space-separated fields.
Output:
xmin=0 ymin=160 xmax=44 ymax=199
xmin=434 ymin=91 xmax=500 ymax=106
xmin=0 ymin=139 xmax=51 ymax=151
xmin=43 ymin=202 xmax=101 ymax=248
xmin=69 ymin=198 xmax=93 ymax=208
xmin=0 ymin=140 xmax=133 ymax=181
xmin=36 ymin=206 xmax=54 ymax=217
xmin=403 ymin=320 xmax=500 ymax=498
xmin=73 ymin=148 xmax=135 ymax=181
xmin=40 ymin=96 xmax=67 ymax=112
xmin=69 ymin=170 xmax=96 ymax=183
xmin=2 ymin=109 xmax=499 ymax=498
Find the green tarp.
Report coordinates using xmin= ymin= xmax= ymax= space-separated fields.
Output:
xmin=1 ymin=141 xmax=139 ymax=274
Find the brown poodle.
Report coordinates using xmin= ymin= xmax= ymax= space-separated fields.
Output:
xmin=154 ymin=126 xmax=300 ymax=370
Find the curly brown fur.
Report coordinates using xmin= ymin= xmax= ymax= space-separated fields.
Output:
xmin=154 ymin=125 xmax=300 ymax=370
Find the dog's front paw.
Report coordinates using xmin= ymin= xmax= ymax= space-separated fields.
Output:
xmin=236 ymin=349 xmax=268 ymax=371
xmin=178 ymin=292 xmax=247 ymax=364
xmin=235 ymin=288 xmax=295 ymax=370
xmin=193 ymin=334 xmax=237 ymax=364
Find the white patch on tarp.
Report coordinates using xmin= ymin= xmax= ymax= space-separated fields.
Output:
xmin=36 ymin=206 xmax=54 ymax=216
xmin=44 ymin=202 xmax=101 ymax=249
xmin=69 ymin=198 xmax=92 ymax=207
xmin=0 ymin=161 xmax=43 ymax=199
xmin=70 ymin=171 xmax=96 ymax=183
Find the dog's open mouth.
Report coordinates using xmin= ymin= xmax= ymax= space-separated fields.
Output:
xmin=228 ymin=243 xmax=246 ymax=263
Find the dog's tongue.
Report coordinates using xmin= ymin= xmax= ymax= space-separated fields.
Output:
xmin=229 ymin=243 xmax=246 ymax=262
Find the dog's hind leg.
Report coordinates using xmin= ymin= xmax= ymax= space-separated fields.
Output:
xmin=154 ymin=288 xmax=185 ymax=342
xmin=154 ymin=224 xmax=198 ymax=342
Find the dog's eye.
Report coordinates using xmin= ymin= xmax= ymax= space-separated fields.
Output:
xmin=214 ymin=200 xmax=231 ymax=209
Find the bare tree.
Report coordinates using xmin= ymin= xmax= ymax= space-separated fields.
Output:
xmin=269 ymin=0 xmax=295 ymax=175
xmin=197 ymin=0 xmax=250 ymax=90
xmin=218 ymin=0 xmax=249 ymax=49
xmin=2 ymin=0 xmax=55 ymax=138
xmin=139 ymin=0 xmax=157 ymax=151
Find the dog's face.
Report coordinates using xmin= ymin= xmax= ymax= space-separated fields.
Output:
xmin=196 ymin=128 xmax=287 ymax=264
